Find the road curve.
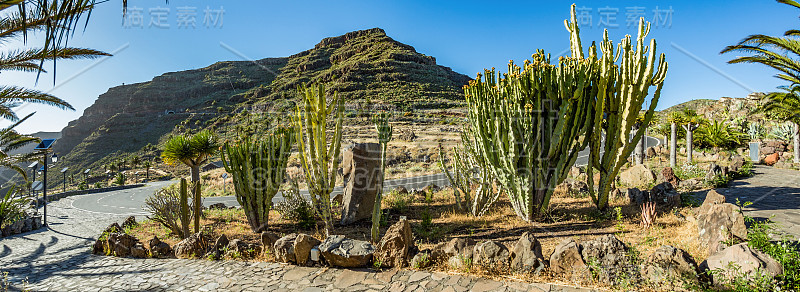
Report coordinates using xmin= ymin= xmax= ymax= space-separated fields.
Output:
xmin=70 ymin=136 xmax=661 ymax=216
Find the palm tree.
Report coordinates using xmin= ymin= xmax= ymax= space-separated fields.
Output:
xmin=722 ymin=0 xmax=800 ymax=85
xmin=0 ymin=1 xmax=110 ymax=121
xmin=143 ymin=160 xmax=151 ymax=181
xmin=0 ymin=113 xmax=41 ymax=179
xmin=161 ymin=130 xmax=218 ymax=233
xmin=722 ymin=0 xmax=800 ymax=163
xmin=667 ymin=112 xmax=683 ymax=167
xmin=758 ymin=84 xmax=800 ymax=162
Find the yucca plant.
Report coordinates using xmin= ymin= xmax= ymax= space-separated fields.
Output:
xmin=161 ymin=130 xmax=219 ymax=233
xmin=293 ymin=83 xmax=344 ymax=237
xmin=221 ymin=126 xmax=294 ymax=233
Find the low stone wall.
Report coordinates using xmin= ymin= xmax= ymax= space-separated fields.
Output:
xmin=1 ymin=214 xmax=43 ymax=237
xmin=35 ymin=184 xmax=145 ymax=205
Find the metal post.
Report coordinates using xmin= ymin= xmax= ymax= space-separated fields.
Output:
xmin=43 ymin=152 xmax=47 ymax=226
xmin=63 ymin=172 xmax=66 ymax=193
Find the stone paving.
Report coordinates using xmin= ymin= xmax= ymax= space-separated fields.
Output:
xmin=716 ymin=165 xmax=800 ymax=239
xmin=1 ymin=194 xmax=594 ymax=291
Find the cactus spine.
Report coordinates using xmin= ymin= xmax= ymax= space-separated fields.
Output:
xmin=293 ymin=83 xmax=344 ymax=237
xmin=581 ymin=5 xmax=668 ymax=211
xmin=179 ymin=178 xmax=189 ymax=238
xmin=221 ymin=126 xmax=294 ymax=233
xmin=371 ymin=111 xmax=392 ymax=243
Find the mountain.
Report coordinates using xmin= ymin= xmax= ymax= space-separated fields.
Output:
xmin=54 ymin=28 xmax=471 ymax=173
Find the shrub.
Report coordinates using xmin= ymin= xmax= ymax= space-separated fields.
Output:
xmin=745 ymin=216 xmax=800 ymax=290
xmin=113 ymin=173 xmax=126 ymax=186
xmin=144 ymin=185 xmax=192 ymax=238
xmin=384 ymin=189 xmax=413 ymax=212
xmin=694 ymin=120 xmax=747 ymax=150
xmin=768 ymin=122 xmax=794 ymax=143
xmin=0 ymin=187 xmax=28 ymax=228
xmin=674 ymin=163 xmax=705 ymax=180
xmin=273 ymin=179 xmax=315 ymax=229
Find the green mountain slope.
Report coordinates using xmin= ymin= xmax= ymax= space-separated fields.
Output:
xmin=54 ymin=28 xmax=471 ymax=174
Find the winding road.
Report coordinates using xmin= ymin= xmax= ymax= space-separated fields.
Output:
xmin=70 ymin=136 xmax=661 ymax=216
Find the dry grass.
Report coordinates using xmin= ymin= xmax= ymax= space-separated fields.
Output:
xmin=129 ymin=182 xmax=706 ymax=290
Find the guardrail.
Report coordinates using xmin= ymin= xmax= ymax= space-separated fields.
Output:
xmin=33 ymin=184 xmax=145 ymax=205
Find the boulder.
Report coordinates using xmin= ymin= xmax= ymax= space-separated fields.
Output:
xmin=473 ymin=240 xmax=510 ymax=272
xmin=765 ymin=152 xmax=779 ymax=166
xmin=225 ymin=239 xmax=256 ymax=258
xmin=649 ymin=182 xmax=681 ymax=208
xmin=619 ymin=164 xmax=656 ymax=188
xmin=107 ymin=232 xmax=138 ymax=257
xmin=375 ymin=219 xmax=415 ymax=268
xmin=627 ymin=188 xmax=647 ymax=205
xmin=294 ymin=234 xmax=321 ymax=266
xmin=761 ymin=146 xmax=776 ymax=156
xmin=549 ymin=238 xmax=588 ymax=281
xmin=410 ymin=250 xmax=432 ymax=269
xmin=173 ymin=232 xmax=209 ymax=259
xmin=274 ymin=233 xmax=299 ymax=263
xmin=729 ymin=155 xmax=745 ymax=173
xmin=641 ymin=245 xmax=699 ymax=287
xmin=695 ymin=191 xmax=747 ymax=256
xmin=510 ymin=232 xmax=546 ymax=275
xmin=121 ymin=216 xmax=137 ymax=229
xmin=661 ymin=167 xmax=681 ymax=187
xmin=208 ymin=203 xmax=227 ymax=210
xmin=705 ymin=163 xmax=728 ymax=181
xmin=214 ymin=234 xmax=229 ymax=251
xmin=580 ymin=234 xmax=636 ymax=285
xmin=679 ymin=178 xmax=703 ymax=191
xmin=318 ymin=235 xmax=375 ymax=268
xmin=340 ymin=143 xmax=383 ymax=225
xmin=148 ymin=236 xmax=172 ymax=258
xmin=261 ymin=231 xmax=279 ymax=254
xmin=131 ymin=243 xmax=148 ymax=258
xmin=431 ymin=237 xmax=476 ymax=263
xmin=647 ymin=146 xmax=657 ymax=158
xmin=700 ymin=243 xmax=783 ymax=286
xmin=103 ymin=222 xmax=123 ymax=234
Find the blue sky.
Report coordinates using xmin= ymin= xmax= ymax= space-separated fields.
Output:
xmin=3 ymin=0 xmax=797 ymax=133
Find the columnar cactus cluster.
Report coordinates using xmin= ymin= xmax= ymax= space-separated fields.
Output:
xmin=462 ymin=4 xmax=668 ymax=219
xmin=221 ymin=126 xmax=294 ymax=233
xmin=371 ymin=111 xmax=392 ymax=242
xmin=439 ymin=129 xmax=501 ymax=217
xmin=293 ymin=83 xmax=344 ymax=237
xmin=579 ymin=6 xmax=668 ymax=211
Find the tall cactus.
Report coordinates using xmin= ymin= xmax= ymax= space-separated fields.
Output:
xmin=179 ymin=178 xmax=190 ymax=238
xmin=221 ymin=126 xmax=294 ymax=233
xmin=581 ymin=5 xmax=668 ymax=211
xmin=293 ymin=83 xmax=344 ymax=237
xmin=464 ymin=50 xmax=596 ymax=221
xmin=439 ymin=128 xmax=501 ymax=217
xmin=371 ymin=111 xmax=392 ymax=243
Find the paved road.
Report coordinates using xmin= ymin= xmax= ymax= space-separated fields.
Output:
xmin=714 ymin=165 xmax=800 ymax=239
xmin=70 ymin=136 xmax=660 ymax=216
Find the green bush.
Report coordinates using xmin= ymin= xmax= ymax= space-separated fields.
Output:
xmin=144 ymin=184 xmax=192 ymax=238
xmin=694 ymin=120 xmax=747 ymax=150
xmin=273 ymin=179 xmax=315 ymax=229
xmin=0 ymin=187 xmax=28 ymax=228
xmin=113 ymin=173 xmax=126 ymax=186
xmin=745 ymin=217 xmax=800 ymax=290
xmin=385 ymin=189 xmax=413 ymax=212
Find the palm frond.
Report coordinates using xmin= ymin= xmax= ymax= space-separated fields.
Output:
xmin=0 ymin=85 xmax=73 ymax=121
xmin=0 ymin=47 xmax=109 ymax=72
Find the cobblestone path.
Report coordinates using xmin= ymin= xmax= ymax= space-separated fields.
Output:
xmin=1 ymin=192 xmax=593 ymax=291
xmin=716 ymin=165 xmax=800 ymax=239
